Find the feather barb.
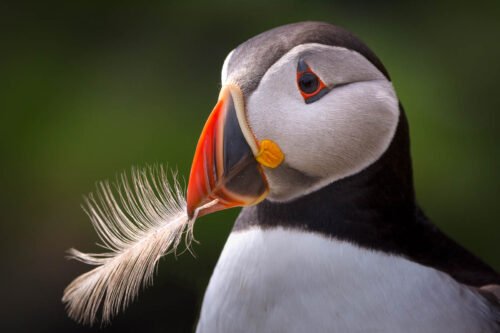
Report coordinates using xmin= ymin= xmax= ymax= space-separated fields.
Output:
xmin=62 ymin=166 xmax=210 ymax=325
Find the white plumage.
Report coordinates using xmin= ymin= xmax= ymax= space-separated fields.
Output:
xmin=197 ymin=228 xmax=498 ymax=333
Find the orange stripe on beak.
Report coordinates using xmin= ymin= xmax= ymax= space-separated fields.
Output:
xmin=186 ymin=85 xmax=269 ymax=219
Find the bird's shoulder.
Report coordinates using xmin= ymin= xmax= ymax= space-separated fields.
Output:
xmin=398 ymin=207 xmax=500 ymax=316
xmin=403 ymin=206 xmax=500 ymax=288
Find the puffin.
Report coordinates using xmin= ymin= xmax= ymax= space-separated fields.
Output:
xmin=185 ymin=21 xmax=500 ymax=332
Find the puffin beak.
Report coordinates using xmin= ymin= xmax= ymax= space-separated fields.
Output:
xmin=186 ymin=84 xmax=269 ymax=219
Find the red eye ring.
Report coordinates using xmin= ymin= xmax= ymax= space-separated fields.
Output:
xmin=296 ymin=60 xmax=329 ymax=104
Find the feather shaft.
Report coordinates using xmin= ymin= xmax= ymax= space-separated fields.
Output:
xmin=62 ymin=166 xmax=210 ymax=325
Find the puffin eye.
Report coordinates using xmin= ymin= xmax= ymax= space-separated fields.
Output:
xmin=296 ymin=59 xmax=329 ymax=104
xmin=298 ymin=72 xmax=319 ymax=94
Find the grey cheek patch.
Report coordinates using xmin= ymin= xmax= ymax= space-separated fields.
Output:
xmin=265 ymin=163 xmax=320 ymax=201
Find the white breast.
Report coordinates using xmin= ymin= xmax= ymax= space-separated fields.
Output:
xmin=196 ymin=227 xmax=497 ymax=333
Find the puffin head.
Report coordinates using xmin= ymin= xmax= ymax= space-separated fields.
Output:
xmin=186 ymin=21 xmax=403 ymax=219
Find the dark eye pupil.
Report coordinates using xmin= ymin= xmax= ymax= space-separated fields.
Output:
xmin=299 ymin=72 xmax=319 ymax=94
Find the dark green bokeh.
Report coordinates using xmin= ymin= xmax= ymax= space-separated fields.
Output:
xmin=1 ymin=1 xmax=499 ymax=332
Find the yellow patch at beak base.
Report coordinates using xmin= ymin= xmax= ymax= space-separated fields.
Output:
xmin=256 ymin=139 xmax=284 ymax=169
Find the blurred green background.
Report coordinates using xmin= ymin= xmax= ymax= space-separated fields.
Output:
xmin=1 ymin=0 xmax=499 ymax=332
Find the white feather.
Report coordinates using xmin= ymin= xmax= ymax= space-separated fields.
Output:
xmin=62 ymin=166 xmax=213 ymax=325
